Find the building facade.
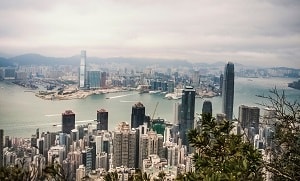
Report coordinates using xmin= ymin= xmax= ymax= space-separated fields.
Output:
xmin=202 ymin=100 xmax=212 ymax=116
xmin=112 ymin=122 xmax=137 ymax=168
xmin=97 ymin=109 xmax=108 ymax=131
xmin=87 ymin=71 xmax=101 ymax=89
xmin=180 ymin=86 xmax=195 ymax=152
xmin=79 ymin=50 xmax=87 ymax=89
xmin=131 ymin=102 xmax=146 ymax=129
xmin=222 ymin=62 xmax=235 ymax=120
xmin=62 ymin=110 xmax=75 ymax=134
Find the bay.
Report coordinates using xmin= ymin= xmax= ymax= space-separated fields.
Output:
xmin=0 ymin=77 xmax=299 ymax=137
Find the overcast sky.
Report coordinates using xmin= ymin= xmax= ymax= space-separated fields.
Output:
xmin=0 ymin=0 xmax=299 ymax=67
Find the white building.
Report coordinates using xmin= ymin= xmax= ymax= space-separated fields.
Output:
xmin=79 ymin=50 xmax=87 ymax=89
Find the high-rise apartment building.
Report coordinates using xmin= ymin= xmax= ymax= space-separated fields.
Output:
xmin=79 ymin=50 xmax=87 ymax=89
xmin=138 ymin=130 xmax=164 ymax=168
xmin=180 ymin=86 xmax=195 ymax=152
xmin=202 ymin=100 xmax=212 ymax=116
xmin=131 ymin=102 xmax=146 ymax=129
xmin=112 ymin=122 xmax=137 ymax=168
xmin=97 ymin=109 xmax=108 ymax=131
xmin=62 ymin=110 xmax=75 ymax=134
xmin=222 ymin=62 xmax=235 ymax=120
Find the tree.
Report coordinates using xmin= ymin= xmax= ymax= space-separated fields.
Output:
xmin=104 ymin=171 xmax=118 ymax=181
xmin=258 ymin=88 xmax=300 ymax=181
xmin=186 ymin=113 xmax=264 ymax=181
xmin=129 ymin=169 xmax=151 ymax=181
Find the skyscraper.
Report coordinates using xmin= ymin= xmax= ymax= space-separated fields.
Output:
xmin=202 ymin=100 xmax=212 ymax=116
xmin=238 ymin=105 xmax=260 ymax=134
xmin=180 ymin=86 xmax=195 ymax=152
xmin=79 ymin=50 xmax=86 ymax=89
xmin=131 ymin=102 xmax=146 ymax=129
xmin=62 ymin=110 xmax=75 ymax=134
xmin=87 ymin=71 xmax=101 ymax=89
xmin=222 ymin=62 xmax=235 ymax=120
xmin=0 ymin=129 xmax=3 ymax=167
xmin=219 ymin=74 xmax=224 ymax=96
xmin=97 ymin=109 xmax=108 ymax=131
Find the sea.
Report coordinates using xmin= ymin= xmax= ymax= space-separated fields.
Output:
xmin=0 ymin=77 xmax=299 ymax=138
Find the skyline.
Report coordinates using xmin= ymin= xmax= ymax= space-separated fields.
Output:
xmin=0 ymin=0 xmax=300 ymax=68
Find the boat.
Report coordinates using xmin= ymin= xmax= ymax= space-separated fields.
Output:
xmin=288 ymin=80 xmax=300 ymax=90
xmin=149 ymin=90 xmax=161 ymax=94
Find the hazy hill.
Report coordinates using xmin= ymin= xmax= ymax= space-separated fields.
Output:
xmin=1 ymin=53 xmax=193 ymax=68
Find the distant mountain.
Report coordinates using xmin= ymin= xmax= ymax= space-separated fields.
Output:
xmin=8 ymin=54 xmax=80 ymax=66
xmin=3 ymin=53 xmax=295 ymax=70
xmin=0 ymin=57 xmax=14 ymax=67
xmin=1 ymin=53 xmax=194 ymax=68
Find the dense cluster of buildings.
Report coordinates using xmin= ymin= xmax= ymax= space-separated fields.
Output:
xmin=0 ymin=54 xmax=283 ymax=180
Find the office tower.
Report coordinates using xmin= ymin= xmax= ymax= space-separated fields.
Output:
xmin=0 ymin=129 xmax=3 ymax=167
xmin=97 ymin=109 xmax=108 ymax=131
xmin=31 ymin=134 xmax=37 ymax=148
xmin=112 ymin=122 xmax=137 ymax=168
xmin=87 ymin=71 xmax=101 ymax=89
xmin=70 ymin=129 xmax=79 ymax=144
xmin=36 ymin=128 xmax=39 ymax=139
xmin=38 ymin=139 xmax=44 ymax=155
xmin=219 ymin=74 xmax=223 ymax=95
xmin=77 ymin=125 xmax=86 ymax=140
xmin=79 ymin=50 xmax=87 ymax=89
xmin=180 ymin=86 xmax=195 ymax=152
xmin=82 ymin=148 xmax=92 ymax=173
xmin=192 ymin=70 xmax=200 ymax=87
xmin=62 ymin=110 xmax=75 ymax=134
xmin=4 ymin=136 xmax=11 ymax=148
xmin=89 ymin=141 xmax=96 ymax=170
xmin=168 ymin=80 xmax=175 ymax=93
xmin=131 ymin=102 xmax=146 ymax=129
xmin=222 ymin=62 xmax=235 ymax=120
xmin=174 ymin=102 xmax=181 ymax=125
xmin=100 ymin=72 xmax=107 ymax=88
xmin=202 ymin=100 xmax=212 ymax=116
xmin=239 ymin=105 xmax=260 ymax=134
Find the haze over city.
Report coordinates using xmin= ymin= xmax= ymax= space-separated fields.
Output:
xmin=0 ymin=0 xmax=300 ymax=68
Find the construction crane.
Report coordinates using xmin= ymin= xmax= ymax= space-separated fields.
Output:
xmin=151 ymin=102 xmax=159 ymax=121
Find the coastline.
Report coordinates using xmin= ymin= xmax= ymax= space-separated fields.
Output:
xmin=35 ymin=87 xmax=130 ymax=100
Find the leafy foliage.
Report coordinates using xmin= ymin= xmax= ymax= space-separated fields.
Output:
xmin=186 ymin=113 xmax=263 ymax=181
xmin=258 ymin=88 xmax=300 ymax=181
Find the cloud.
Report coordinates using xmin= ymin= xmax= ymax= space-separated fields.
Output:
xmin=0 ymin=0 xmax=299 ymax=67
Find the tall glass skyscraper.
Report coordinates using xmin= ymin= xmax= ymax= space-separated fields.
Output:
xmin=87 ymin=71 xmax=101 ymax=89
xmin=97 ymin=109 xmax=108 ymax=131
xmin=180 ymin=86 xmax=195 ymax=152
xmin=222 ymin=62 xmax=235 ymax=120
xmin=62 ymin=110 xmax=75 ymax=134
xmin=0 ymin=129 xmax=3 ymax=167
xmin=79 ymin=50 xmax=86 ymax=89
xmin=131 ymin=102 xmax=146 ymax=129
xmin=202 ymin=100 xmax=212 ymax=116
